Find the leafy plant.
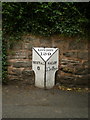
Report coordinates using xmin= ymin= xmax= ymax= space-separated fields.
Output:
xmin=2 ymin=37 xmax=8 ymax=84
xmin=2 ymin=2 xmax=89 ymax=37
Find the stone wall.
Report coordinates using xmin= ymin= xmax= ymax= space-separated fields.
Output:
xmin=7 ymin=34 xmax=89 ymax=87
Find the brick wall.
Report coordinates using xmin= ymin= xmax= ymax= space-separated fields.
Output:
xmin=7 ymin=34 xmax=89 ymax=87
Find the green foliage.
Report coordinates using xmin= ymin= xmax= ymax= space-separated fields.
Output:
xmin=2 ymin=37 xmax=8 ymax=84
xmin=2 ymin=2 xmax=89 ymax=37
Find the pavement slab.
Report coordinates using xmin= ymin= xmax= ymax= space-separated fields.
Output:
xmin=2 ymin=84 xmax=88 ymax=118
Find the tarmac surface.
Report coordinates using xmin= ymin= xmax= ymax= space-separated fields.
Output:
xmin=2 ymin=84 xmax=88 ymax=118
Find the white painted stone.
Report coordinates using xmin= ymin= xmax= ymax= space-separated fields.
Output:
xmin=46 ymin=50 xmax=59 ymax=88
xmin=33 ymin=47 xmax=58 ymax=61
xmin=32 ymin=49 xmax=45 ymax=88
xmin=32 ymin=47 xmax=59 ymax=89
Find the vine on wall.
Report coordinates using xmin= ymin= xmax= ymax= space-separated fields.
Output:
xmin=2 ymin=2 xmax=89 ymax=37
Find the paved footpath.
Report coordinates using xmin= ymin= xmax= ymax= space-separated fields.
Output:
xmin=2 ymin=84 xmax=88 ymax=118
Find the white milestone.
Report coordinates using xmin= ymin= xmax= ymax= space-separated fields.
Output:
xmin=32 ymin=47 xmax=59 ymax=89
